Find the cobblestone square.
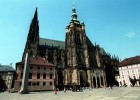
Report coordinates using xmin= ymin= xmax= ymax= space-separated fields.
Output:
xmin=0 ymin=87 xmax=140 ymax=100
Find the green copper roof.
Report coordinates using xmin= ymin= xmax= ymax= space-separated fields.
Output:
xmin=0 ymin=65 xmax=15 ymax=72
xmin=70 ymin=4 xmax=80 ymax=24
xmin=39 ymin=38 xmax=65 ymax=49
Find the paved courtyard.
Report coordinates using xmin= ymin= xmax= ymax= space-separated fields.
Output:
xmin=0 ymin=87 xmax=140 ymax=100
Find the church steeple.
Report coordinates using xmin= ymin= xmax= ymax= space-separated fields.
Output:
xmin=33 ymin=8 xmax=38 ymax=22
xmin=70 ymin=4 xmax=80 ymax=24
xmin=65 ymin=1 xmax=90 ymax=87
xmin=28 ymin=7 xmax=39 ymax=43
xmin=23 ymin=8 xmax=39 ymax=59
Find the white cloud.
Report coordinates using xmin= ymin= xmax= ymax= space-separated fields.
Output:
xmin=125 ymin=32 xmax=136 ymax=38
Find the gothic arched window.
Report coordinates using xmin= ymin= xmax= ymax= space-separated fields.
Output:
xmin=77 ymin=34 xmax=81 ymax=43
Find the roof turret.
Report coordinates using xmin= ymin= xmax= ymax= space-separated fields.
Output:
xmin=70 ymin=4 xmax=80 ymax=24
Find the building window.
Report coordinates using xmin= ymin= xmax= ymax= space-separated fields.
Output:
xmin=44 ymin=67 xmax=46 ymax=70
xmin=37 ymin=73 xmax=40 ymax=79
xmin=32 ymin=83 xmax=36 ymax=86
xmin=43 ymin=82 xmax=46 ymax=86
xmin=50 ymin=74 xmax=53 ymax=79
xmin=30 ymin=66 xmax=33 ymax=70
xmin=127 ymin=71 xmax=129 ymax=74
xmin=132 ymin=70 xmax=134 ymax=73
xmin=28 ymin=82 xmax=31 ymax=86
xmin=20 ymin=82 xmax=22 ymax=86
xmin=77 ymin=34 xmax=81 ymax=43
xmin=20 ymin=73 xmax=23 ymax=79
xmin=29 ymin=73 xmax=32 ymax=79
xmin=37 ymin=82 xmax=39 ymax=86
xmin=38 ymin=67 xmax=40 ymax=70
xmin=43 ymin=73 xmax=46 ymax=79
xmin=50 ymin=68 xmax=52 ymax=70
xmin=50 ymin=82 xmax=52 ymax=85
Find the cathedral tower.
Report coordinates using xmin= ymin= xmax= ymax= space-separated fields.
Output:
xmin=22 ymin=8 xmax=39 ymax=60
xmin=64 ymin=5 xmax=91 ymax=87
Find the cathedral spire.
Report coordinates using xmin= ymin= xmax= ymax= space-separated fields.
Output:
xmin=23 ymin=8 xmax=39 ymax=60
xmin=33 ymin=7 xmax=38 ymax=21
xmin=28 ymin=7 xmax=39 ymax=43
xmin=71 ymin=2 xmax=80 ymax=24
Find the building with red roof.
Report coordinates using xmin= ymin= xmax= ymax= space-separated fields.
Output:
xmin=14 ymin=56 xmax=55 ymax=92
xmin=118 ymin=56 xmax=140 ymax=87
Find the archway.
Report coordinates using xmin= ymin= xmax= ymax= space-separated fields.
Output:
xmin=97 ymin=77 xmax=100 ymax=87
xmin=93 ymin=77 xmax=96 ymax=87
xmin=79 ymin=70 xmax=88 ymax=87
xmin=101 ymin=77 xmax=104 ymax=86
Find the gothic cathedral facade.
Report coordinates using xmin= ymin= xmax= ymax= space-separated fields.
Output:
xmin=64 ymin=6 xmax=106 ymax=88
xmin=15 ymin=6 xmax=119 ymax=91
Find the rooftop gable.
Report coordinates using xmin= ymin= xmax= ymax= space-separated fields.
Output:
xmin=119 ymin=55 xmax=140 ymax=67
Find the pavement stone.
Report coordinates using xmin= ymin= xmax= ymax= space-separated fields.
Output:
xmin=0 ymin=87 xmax=140 ymax=100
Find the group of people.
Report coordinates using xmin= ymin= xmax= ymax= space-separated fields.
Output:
xmin=54 ymin=86 xmax=114 ymax=94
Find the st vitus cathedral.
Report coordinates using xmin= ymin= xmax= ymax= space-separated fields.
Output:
xmin=15 ymin=5 xmax=119 ymax=91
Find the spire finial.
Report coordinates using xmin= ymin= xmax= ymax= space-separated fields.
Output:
xmin=72 ymin=0 xmax=76 ymax=12
xmin=71 ymin=0 xmax=80 ymax=24
xmin=33 ymin=7 xmax=38 ymax=21
xmin=73 ymin=0 xmax=75 ymax=7
xmin=72 ymin=0 xmax=76 ymax=11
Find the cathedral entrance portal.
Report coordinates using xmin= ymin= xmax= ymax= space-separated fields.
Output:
xmin=79 ymin=70 xmax=88 ymax=87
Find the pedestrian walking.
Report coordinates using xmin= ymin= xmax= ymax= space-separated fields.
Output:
xmin=54 ymin=89 xmax=57 ymax=94
xmin=108 ymin=85 xmax=112 ymax=89
xmin=64 ymin=87 xmax=66 ymax=93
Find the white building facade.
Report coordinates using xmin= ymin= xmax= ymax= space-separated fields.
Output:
xmin=118 ymin=56 xmax=140 ymax=87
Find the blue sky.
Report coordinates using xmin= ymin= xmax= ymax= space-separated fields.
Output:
xmin=0 ymin=0 xmax=140 ymax=68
